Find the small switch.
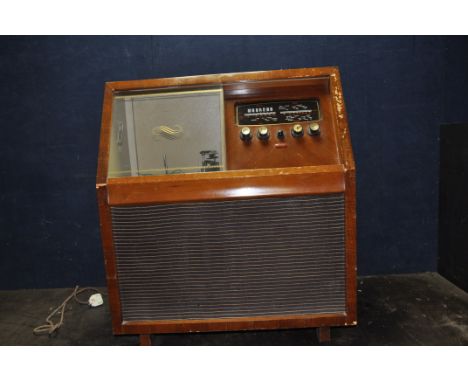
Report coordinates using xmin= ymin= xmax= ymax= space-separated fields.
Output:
xmin=277 ymin=130 xmax=285 ymax=139
xmin=308 ymin=122 xmax=320 ymax=136
xmin=292 ymin=124 xmax=304 ymax=138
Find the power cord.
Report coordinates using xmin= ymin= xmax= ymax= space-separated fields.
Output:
xmin=33 ymin=286 xmax=103 ymax=336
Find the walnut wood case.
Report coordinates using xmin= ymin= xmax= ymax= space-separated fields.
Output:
xmin=96 ymin=67 xmax=356 ymax=344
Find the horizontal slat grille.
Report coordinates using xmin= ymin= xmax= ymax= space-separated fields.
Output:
xmin=111 ymin=194 xmax=346 ymax=321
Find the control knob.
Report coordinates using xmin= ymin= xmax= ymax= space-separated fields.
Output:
xmin=240 ymin=127 xmax=252 ymax=141
xmin=257 ymin=126 xmax=270 ymax=141
xmin=291 ymin=124 xmax=304 ymax=138
xmin=308 ymin=122 xmax=321 ymax=136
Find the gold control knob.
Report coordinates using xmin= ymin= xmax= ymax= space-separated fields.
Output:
xmin=257 ymin=126 xmax=270 ymax=141
xmin=240 ymin=127 xmax=252 ymax=141
xmin=308 ymin=122 xmax=320 ymax=136
xmin=292 ymin=124 xmax=304 ymax=138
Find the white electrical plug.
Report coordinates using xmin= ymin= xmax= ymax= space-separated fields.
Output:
xmin=88 ymin=293 xmax=104 ymax=307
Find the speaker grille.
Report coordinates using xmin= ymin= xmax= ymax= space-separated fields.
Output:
xmin=111 ymin=194 xmax=346 ymax=321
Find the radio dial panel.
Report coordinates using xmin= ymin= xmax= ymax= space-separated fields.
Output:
xmin=225 ymin=81 xmax=340 ymax=170
xmin=236 ymin=100 xmax=320 ymax=126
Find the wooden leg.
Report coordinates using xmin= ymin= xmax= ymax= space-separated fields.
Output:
xmin=139 ymin=334 xmax=152 ymax=346
xmin=316 ymin=327 xmax=331 ymax=343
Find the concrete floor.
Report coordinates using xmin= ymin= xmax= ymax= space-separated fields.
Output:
xmin=0 ymin=272 xmax=466 ymax=345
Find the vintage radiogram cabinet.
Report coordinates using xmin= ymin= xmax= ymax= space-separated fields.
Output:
xmin=96 ymin=67 xmax=356 ymax=345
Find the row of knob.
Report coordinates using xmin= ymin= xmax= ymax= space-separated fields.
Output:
xmin=240 ymin=123 xmax=320 ymax=141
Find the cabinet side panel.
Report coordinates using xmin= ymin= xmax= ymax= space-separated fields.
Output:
xmin=97 ymin=187 xmax=123 ymax=333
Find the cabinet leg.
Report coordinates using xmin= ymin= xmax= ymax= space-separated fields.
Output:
xmin=316 ymin=327 xmax=331 ymax=343
xmin=139 ymin=334 xmax=152 ymax=346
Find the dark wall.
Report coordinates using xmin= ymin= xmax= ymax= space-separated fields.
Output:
xmin=1 ymin=36 xmax=467 ymax=289
xmin=439 ymin=124 xmax=468 ymax=292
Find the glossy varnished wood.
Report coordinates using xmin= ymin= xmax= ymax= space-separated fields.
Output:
xmin=224 ymin=79 xmax=340 ymax=170
xmin=96 ymin=186 xmax=123 ymax=334
xmin=120 ymin=313 xmax=350 ymax=335
xmin=107 ymin=68 xmax=334 ymax=97
xmin=344 ymin=169 xmax=357 ymax=324
xmin=96 ymin=67 xmax=357 ymax=342
xmin=96 ymin=84 xmax=114 ymax=186
xmin=330 ymin=69 xmax=357 ymax=325
xmin=107 ymin=165 xmax=345 ymax=206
